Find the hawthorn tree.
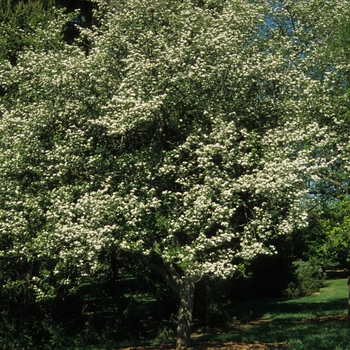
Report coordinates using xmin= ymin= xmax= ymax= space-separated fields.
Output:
xmin=0 ymin=0 xmax=349 ymax=348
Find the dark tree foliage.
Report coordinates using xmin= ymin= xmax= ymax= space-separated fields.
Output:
xmin=0 ymin=0 xmax=96 ymax=64
xmin=0 ymin=0 xmax=55 ymax=64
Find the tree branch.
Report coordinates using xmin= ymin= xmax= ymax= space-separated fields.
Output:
xmin=318 ymin=173 xmax=350 ymax=192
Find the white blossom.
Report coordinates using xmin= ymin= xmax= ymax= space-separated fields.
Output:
xmin=0 ymin=0 xmax=349 ymax=298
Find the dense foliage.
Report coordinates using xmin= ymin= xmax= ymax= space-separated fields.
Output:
xmin=1 ymin=0 xmax=350 ymax=348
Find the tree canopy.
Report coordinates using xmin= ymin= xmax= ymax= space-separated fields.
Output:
xmin=1 ymin=0 xmax=350 ymax=348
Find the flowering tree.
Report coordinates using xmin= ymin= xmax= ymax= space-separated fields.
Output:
xmin=0 ymin=0 xmax=348 ymax=347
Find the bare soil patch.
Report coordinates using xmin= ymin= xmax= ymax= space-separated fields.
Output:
xmin=119 ymin=341 xmax=288 ymax=349
xmin=297 ymin=313 xmax=349 ymax=324
xmin=118 ymin=318 xmax=288 ymax=350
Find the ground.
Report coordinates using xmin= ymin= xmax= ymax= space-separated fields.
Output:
xmin=121 ymin=340 xmax=290 ymax=349
xmin=119 ymin=318 xmax=288 ymax=349
xmin=120 ymin=341 xmax=288 ymax=349
xmin=121 ymin=272 xmax=350 ymax=350
xmin=119 ymin=314 xmax=348 ymax=350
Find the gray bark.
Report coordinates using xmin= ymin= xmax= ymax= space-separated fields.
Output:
xmin=176 ymin=277 xmax=195 ymax=350
xmin=348 ymin=276 xmax=350 ymax=317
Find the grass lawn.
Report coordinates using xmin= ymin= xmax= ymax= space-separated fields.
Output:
xmin=192 ymin=278 xmax=349 ymax=349
xmin=63 ymin=279 xmax=350 ymax=349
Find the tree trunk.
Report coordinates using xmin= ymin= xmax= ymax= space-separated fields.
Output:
xmin=141 ymin=259 xmax=196 ymax=349
xmin=347 ymin=277 xmax=350 ymax=317
xmin=176 ymin=277 xmax=195 ymax=350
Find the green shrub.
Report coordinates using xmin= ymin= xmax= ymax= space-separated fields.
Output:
xmin=283 ymin=261 xmax=325 ymax=298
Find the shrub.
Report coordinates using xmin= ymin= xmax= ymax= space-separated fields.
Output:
xmin=283 ymin=261 xmax=325 ymax=298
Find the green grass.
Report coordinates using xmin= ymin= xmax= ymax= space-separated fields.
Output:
xmin=193 ymin=278 xmax=350 ymax=349
xmin=233 ymin=278 xmax=347 ymax=319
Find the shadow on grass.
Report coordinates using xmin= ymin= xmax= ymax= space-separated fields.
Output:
xmin=233 ymin=298 xmax=347 ymax=320
xmin=211 ymin=319 xmax=348 ymax=349
xmin=193 ymin=295 xmax=349 ymax=349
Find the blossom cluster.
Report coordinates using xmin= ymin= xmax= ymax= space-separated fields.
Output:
xmin=0 ymin=0 xmax=349 ymax=297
